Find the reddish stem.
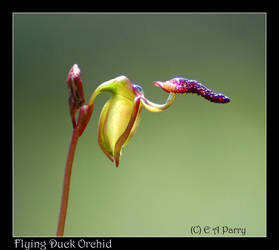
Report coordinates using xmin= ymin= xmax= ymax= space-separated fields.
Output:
xmin=56 ymin=128 xmax=80 ymax=236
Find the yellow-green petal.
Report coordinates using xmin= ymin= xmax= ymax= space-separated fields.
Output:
xmin=97 ymin=94 xmax=142 ymax=167
xmin=97 ymin=100 xmax=114 ymax=162
xmin=114 ymin=96 xmax=142 ymax=167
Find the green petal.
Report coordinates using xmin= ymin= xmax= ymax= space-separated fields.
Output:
xmin=104 ymin=96 xmax=134 ymax=152
xmin=114 ymin=96 xmax=142 ymax=167
xmin=88 ymin=75 xmax=136 ymax=107
xmin=97 ymin=94 xmax=141 ymax=167
xmin=97 ymin=100 xmax=114 ymax=162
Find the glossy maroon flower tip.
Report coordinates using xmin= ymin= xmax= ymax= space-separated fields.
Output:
xmin=154 ymin=77 xmax=230 ymax=104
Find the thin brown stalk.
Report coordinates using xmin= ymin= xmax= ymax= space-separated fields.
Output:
xmin=56 ymin=128 xmax=79 ymax=236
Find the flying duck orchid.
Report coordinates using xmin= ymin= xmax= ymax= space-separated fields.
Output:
xmin=57 ymin=64 xmax=230 ymax=236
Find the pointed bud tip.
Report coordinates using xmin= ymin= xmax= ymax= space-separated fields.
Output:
xmin=70 ymin=64 xmax=81 ymax=80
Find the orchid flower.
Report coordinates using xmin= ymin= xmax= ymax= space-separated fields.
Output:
xmin=86 ymin=75 xmax=176 ymax=168
xmin=57 ymin=64 xmax=230 ymax=236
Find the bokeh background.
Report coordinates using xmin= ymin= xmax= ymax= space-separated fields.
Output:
xmin=13 ymin=13 xmax=265 ymax=237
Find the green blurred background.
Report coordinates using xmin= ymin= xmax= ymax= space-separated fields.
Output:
xmin=13 ymin=13 xmax=265 ymax=237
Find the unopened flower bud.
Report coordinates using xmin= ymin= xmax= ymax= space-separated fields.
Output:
xmin=67 ymin=64 xmax=86 ymax=128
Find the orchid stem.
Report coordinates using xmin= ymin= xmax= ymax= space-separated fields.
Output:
xmin=57 ymin=128 xmax=80 ymax=236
